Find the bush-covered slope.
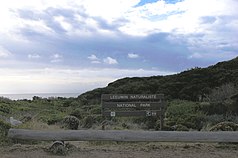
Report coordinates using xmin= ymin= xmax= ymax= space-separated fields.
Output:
xmin=79 ymin=56 xmax=238 ymax=103
xmin=0 ymin=57 xmax=237 ymax=136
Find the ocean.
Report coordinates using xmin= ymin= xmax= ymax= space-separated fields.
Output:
xmin=0 ymin=93 xmax=80 ymax=100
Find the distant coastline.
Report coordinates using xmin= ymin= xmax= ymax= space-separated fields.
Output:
xmin=0 ymin=93 xmax=80 ymax=100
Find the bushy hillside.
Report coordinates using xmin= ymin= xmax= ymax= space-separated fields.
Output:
xmin=79 ymin=57 xmax=238 ymax=103
xmin=0 ymin=57 xmax=238 ymax=139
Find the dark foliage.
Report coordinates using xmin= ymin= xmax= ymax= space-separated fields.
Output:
xmin=0 ymin=120 xmax=11 ymax=144
xmin=81 ymin=115 xmax=95 ymax=128
xmin=62 ymin=116 xmax=80 ymax=130
xmin=79 ymin=57 xmax=238 ymax=104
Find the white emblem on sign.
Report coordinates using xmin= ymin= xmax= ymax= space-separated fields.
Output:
xmin=110 ymin=111 xmax=116 ymax=117
xmin=146 ymin=111 xmax=151 ymax=116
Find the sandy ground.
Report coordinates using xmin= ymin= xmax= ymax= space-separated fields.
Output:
xmin=1 ymin=142 xmax=238 ymax=158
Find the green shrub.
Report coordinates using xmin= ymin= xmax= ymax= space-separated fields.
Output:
xmin=16 ymin=106 xmax=31 ymax=112
xmin=182 ymin=113 xmax=205 ymax=129
xmin=38 ymin=110 xmax=65 ymax=125
xmin=62 ymin=116 xmax=79 ymax=130
xmin=205 ymin=114 xmax=226 ymax=127
xmin=176 ymin=124 xmax=189 ymax=131
xmin=199 ymin=102 xmax=227 ymax=115
xmin=0 ymin=120 xmax=11 ymax=144
xmin=44 ymin=114 xmax=64 ymax=125
xmin=204 ymin=114 xmax=238 ymax=129
xmin=90 ymin=106 xmax=101 ymax=114
xmin=210 ymin=122 xmax=238 ymax=131
xmin=48 ymin=141 xmax=67 ymax=155
xmin=70 ymin=108 xmax=83 ymax=119
xmin=0 ymin=120 xmax=11 ymax=135
xmin=145 ymin=117 xmax=158 ymax=129
xmin=132 ymin=116 xmax=158 ymax=129
xmin=81 ymin=115 xmax=95 ymax=128
xmin=121 ymin=122 xmax=129 ymax=129
xmin=155 ymin=121 xmax=172 ymax=131
xmin=166 ymin=100 xmax=206 ymax=130
xmin=0 ymin=103 xmax=11 ymax=113
xmin=93 ymin=114 xmax=104 ymax=123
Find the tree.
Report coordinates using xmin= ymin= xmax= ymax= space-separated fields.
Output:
xmin=207 ymin=83 xmax=237 ymax=103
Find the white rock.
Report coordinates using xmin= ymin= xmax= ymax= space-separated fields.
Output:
xmin=10 ymin=117 xmax=22 ymax=126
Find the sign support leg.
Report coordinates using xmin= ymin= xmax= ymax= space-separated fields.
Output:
xmin=160 ymin=114 xmax=164 ymax=130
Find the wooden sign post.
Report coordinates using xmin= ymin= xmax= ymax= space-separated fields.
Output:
xmin=101 ymin=94 xmax=166 ymax=130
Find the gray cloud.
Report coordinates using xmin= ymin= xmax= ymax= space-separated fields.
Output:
xmin=93 ymin=16 xmax=129 ymax=31
xmin=17 ymin=9 xmax=41 ymax=20
xmin=16 ymin=7 xmax=127 ymax=36
xmin=7 ymin=5 xmax=238 ymax=72
xmin=200 ymin=16 xmax=217 ymax=24
xmin=17 ymin=7 xmax=87 ymax=34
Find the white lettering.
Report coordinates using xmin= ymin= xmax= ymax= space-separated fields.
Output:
xmin=129 ymin=95 xmax=157 ymax=99
xmin=110 ymin=95 xmax=129 ymax=100
xmin=117 ymin=103 xmax=136 ymax=108
xmin=140 ymin=103 xmax=151 ymax=107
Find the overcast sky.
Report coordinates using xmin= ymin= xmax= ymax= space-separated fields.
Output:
xmin=0 ymin=0 xmax=237 ymax=94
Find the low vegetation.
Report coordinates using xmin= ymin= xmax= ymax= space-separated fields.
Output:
xmin=0 ymin=119 xmax=11 ymax=145
xmin=0 ymin=56 xmax=238 ymax=146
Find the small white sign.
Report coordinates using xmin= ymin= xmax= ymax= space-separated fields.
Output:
xmin=152 ymin=111 xmax=157 ymax=116
xmin=110 ymin=111 xmax=116 ymax=117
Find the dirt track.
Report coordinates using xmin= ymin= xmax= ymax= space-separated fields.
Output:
xmin=1 ymin=142 xmax=238 ymax=158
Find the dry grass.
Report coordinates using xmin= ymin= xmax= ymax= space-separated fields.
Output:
xmin=17 ymin=119 xmax=61 ymax=130
xmin=2 ymin=141 xmax=238 ymax=158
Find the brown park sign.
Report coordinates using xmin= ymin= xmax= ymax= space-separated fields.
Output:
xmin=101 ymin=94 xmax=165 ymax=129
xmin=101 ymin=94 xmax=165 ymax=116
xmin=101 ymin=94 xmax=166 ymax=130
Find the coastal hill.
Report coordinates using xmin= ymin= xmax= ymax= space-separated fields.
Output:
xmin=1 ymin=56 xmax=238 ymax=143
xmin=79 ymin=56 xmax=238 ymax=103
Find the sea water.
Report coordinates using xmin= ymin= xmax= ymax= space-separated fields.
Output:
xmin=0 ymin=93 xmax=80 ymax=100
